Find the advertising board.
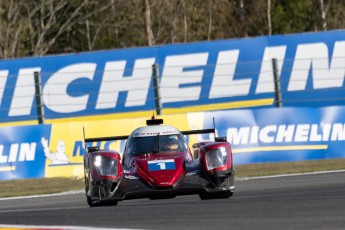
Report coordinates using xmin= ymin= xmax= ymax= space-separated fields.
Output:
xmin=0 ymin=30 xmax=344 ymax=124
xmin=200 ymin=106 xmax=345 ymax=164
xmin=1 ymin=106 xmax=345 ymax=180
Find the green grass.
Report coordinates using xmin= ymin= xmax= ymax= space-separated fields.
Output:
xmin=0 ymin=177 xmax=84 ymax=198
xmin=234 ymin=158 xmax=345 ymax=178
xmin=1 ymin=158 xmax=345 ymax=198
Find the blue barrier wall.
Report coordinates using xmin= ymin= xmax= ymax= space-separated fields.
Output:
xmin=0 ymin=125 xmax=51 ymax=180
xmin=1 ymin=106 xmax=345 ymax=180
xmin=202 ymin=106 xmax=345 ymax=165
xmin=0 ymin=30 xmax=344 ymax=123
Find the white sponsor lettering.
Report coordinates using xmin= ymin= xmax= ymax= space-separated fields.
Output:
xmin=209 ymin=50 xmax=251 ymax=98
xmin=310 ymin=124 xmax=322 ymax=141
xmin=227 ymin=123 xmax=345 ymax=145
xmin=96 ymin=58 xmax=155 ymax=108
xmin=256 ymin=46 xmax=286 ymax=93
xmin=330 ymin=123 xmax=345 ymax=141
xmin=288 ymin=42 xmax=345 ymax=91
xmin=322 ymin=124 xmax=332 ymax=141
xmin=227 ymin=127 xmax=250 ymax=144
xmin=9 ymin=68 xmax=41 ymax=116
xmin=19 ymin=143 xmax=36 ymax=161
xmin=250 ymin=126 xmax=259 ymax=143
xmin=8 ymin=144 xmax=19 ymax=162
xmin=43 ymin=63 xmax=96 ymax=113
xmin=260 ymin=125 xmax=277 ymax=143
xmin=294 ymin=124 xmax=310 ymax=142
xmin=160 ymin=53 xmax=208 ymax=103
xmin=276 ymin=125 xmax=294 ymax=142
xmin=0 ymin=146 xmax=5 ymax=163
xmin=0 ymin=70 xmax=8 ymax=107
xmin=1 ymin=40 xmax=344 ymax=118
xmin=0 ymin=143 xmax=36 ymax=163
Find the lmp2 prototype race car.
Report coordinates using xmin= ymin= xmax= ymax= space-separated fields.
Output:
xmin=83 ymin=117 xmax=235 ymax=207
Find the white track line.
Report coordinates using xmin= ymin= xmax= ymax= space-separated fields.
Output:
xmin=0 ymin=225 xmax=144 ymax=230
xmin=236 ymin=169 xmax=345 ymax=180
xmin=0 ymin=189 xmax=84 ymax=201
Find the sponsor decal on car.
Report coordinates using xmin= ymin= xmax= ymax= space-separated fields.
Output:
xmin=148 ymin=159 xmax=176 ymax=171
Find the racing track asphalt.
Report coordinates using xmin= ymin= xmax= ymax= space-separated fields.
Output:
xmin=0 ymin=171 xmax=345 ymax=230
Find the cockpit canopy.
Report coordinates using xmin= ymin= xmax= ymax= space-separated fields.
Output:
xmin=125 ymin=125 xmax=188 ymax=155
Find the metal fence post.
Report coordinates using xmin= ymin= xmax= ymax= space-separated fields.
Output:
xmin=272 ymin=58 xmax=282 ymax=107
xmin=34 ymin=71 xmax=45 ymax=124
xmin=152 ymin=64 xmax=162 ymax=115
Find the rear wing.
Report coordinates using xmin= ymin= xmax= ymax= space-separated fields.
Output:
xmin=181 ymin=128 xmax=215 ymax=135
xmin=83 ymin=128 xmax=215 ymax=144
xmin=84 ymin=134 xmax=129 ymax=143
xmin=181 ymin=117 xmax=216 ymax=136
xmin=83 ymin=117 xmax=225 ymax=147
xmin=83 ymin=128 xmax=129 ymax=153
xmin=181 ymin=122 xmax=227 ymax=142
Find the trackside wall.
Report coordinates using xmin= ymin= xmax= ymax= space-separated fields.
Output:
xmin=0 ymin=30 xmax=344 ymax=124
xmin=0 ymin=106 xmax=345 ymax=180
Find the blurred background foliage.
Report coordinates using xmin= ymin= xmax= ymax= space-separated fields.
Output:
xmin=0 ymin=0 xmax=343 ymax=59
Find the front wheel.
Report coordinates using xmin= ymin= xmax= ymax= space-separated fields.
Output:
xmin=87 ymin=195 xmax=98 ymax=207
xmin=199 ymin=191 xmax=233 ymax=200
xmin=87 ymin=196 xmax=118 ymax=207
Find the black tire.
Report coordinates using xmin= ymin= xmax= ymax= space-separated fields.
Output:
xmin=199 ymin=191 xmax=233 ymax=200
xmin=84 ymin=175 xmax=89 ymax=194
xmin=85 ymin=174 xmax=118 ymax=207
xmin=85 ymin=175 xmax=97 ymax=207
xmin=87 ymin=195 xmax=98 ymax=207
xmin=87 ymin=196 xmax=118 ymax=207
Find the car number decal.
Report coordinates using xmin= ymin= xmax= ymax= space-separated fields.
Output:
xmin=148 ymin=159 xmax=175 ymax=171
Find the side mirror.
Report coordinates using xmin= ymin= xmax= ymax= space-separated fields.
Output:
xmin=87 ymin=146 xmax=99 ymax=153
xmin=215 ymin=137 xmax=227 ymax=142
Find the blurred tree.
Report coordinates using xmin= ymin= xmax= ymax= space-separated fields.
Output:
xmin=271 ymin=0 xmax=314 ymax=34
xmin=22 ymin=0 xmax=117 ymax=56
xmin=323 ymin=0 xmax=345 ymax=30
xmin=0 ymin=0 xmax=344 ymax=58
xmin=143 ymin=0 xmax=154 ymax=46
xmin=0 ymin=0 xmax=26 ymax=59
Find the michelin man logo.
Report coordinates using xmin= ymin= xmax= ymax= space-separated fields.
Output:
xmin=41 ymin=137 xmax=70 ymax=165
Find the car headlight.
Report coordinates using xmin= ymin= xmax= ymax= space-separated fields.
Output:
xmin=92 ymin=155 xmax=118 ymax=177
xmin=205 ymin=147 xmax=228 ymax=170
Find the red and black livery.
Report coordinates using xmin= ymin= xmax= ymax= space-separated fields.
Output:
xmin=83 ymin=117 xmax=235 ymax=207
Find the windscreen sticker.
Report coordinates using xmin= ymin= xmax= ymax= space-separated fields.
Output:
xmin=148 ymin=159 xmax=176 ymax=171
xmin=133 ymin=130 xmax=179 ymax=137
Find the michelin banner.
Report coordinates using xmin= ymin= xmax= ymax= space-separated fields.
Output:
xmin=200 ymin=106 xmax=345 ymax=164
xmin=0 ymin=125 xmax=51 ymax=180
xmin=0 ymin=30 xmax=344 ymax=124
xmin=1 ymin=106 xmax=345 ymax=180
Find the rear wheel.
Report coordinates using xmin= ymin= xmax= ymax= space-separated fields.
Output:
xmin=199 ymin=191 xmax=233 ymax=200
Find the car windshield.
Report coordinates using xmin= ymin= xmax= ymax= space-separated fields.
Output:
xmin=127 ymin=134 xmax=187 ymax=155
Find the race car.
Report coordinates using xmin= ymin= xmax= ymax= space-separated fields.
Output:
xmin=83 ymin=117 xmax=235 ymax=207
